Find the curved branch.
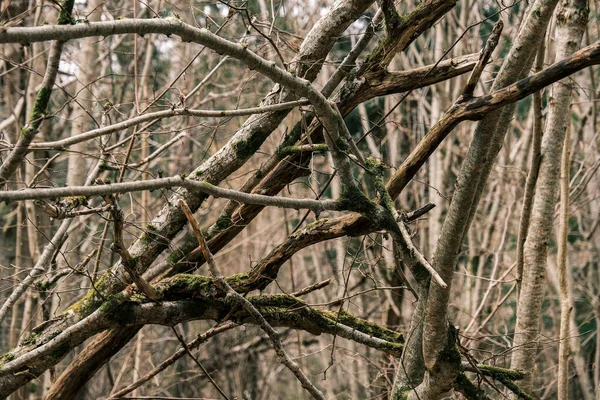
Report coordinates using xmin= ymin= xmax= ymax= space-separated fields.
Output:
xmin=179 ymin=199 xmax=325 ymax=399
xmin=23 ymin=100 xmax=310 ymax=151
xmin=0 ymin=176 xmax=343 ymax=212
xmin=218 ymin=36 xmax=600 ymax=295
xmin=0 ymin=277 xmax=403 ymax=394
xmin=0 ymin=1 xmax=378 ymax=395
xmin=386 ymin=37 xmax=600 ymax=197
xmin=0 ymin=18 xmax=70 ymax=186
xmin=0 ymin=17 xmax=361 ymax=190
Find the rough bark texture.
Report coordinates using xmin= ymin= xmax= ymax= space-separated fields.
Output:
xmin=0 ymin=1 xmax=598 ymax=398
xmin=390 ymin=1 xmax=562 ymax=398
xmin=556 ymin=123 xmax=571 ymax=400
xmin=511 ymin=0 xmax=589 ymax=393
xmin=0 ymin=1 xmax=376 ymax=394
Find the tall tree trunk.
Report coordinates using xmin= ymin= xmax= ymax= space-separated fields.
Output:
xmin=59 ymin=0 xmax=103 ymax=307
xmin=428 ymin=21 xmax=445 ymax=258
xmin=548 ymin=256 xmax=595 ymax=400
xmin=36 ymin=2 xmax=376 ymax=397
xmin=510 ymin=0 xmax=589 ymax=394
xmin=66 ymin=0 xmax=102 ymax=188
xmin=556 ymin=118 xmax=571 ymax=400
xmin=394 ymin=1 xmax=560 ymax=398
xmin=516 ymin=40 xmax=546 ymax=295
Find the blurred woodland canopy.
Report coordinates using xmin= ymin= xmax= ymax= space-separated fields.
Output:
xmin=0 ymin=0 xmax=600 ymax=398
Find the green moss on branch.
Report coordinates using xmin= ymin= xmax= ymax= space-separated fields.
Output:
xmin=57 ymin=0 xmax=76 ymax=25
xmin=338 ymin=185 xmax=377 ymax=215
xmin=453 ymin=373 xmax=490 ymax=400
xmin=323 ymin=309 xmax=403 ymax=344
xmin=156 ymin=274 xmax=221 ymax=300
xmin=277 ymin=144 xmax=329 ymax=158
xmin=0 ymin=352 xmax=15 ymax=367
xmin=477 ymin=364 xmax=526 ymax=381
xmin=68 ymin=274 xmax=111 ymax=317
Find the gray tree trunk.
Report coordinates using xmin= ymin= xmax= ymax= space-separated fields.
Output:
xmin=510 ymin=0 xmax=589 ymax=394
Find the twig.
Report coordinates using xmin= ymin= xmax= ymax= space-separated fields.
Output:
xmin=108 ymin=322 xmax=237 ymax=399
xmin=334 ymin=102 xmax=367 ymax=165
xmin=104 ymin=193 xmax=159 ymax=300
xmin=35 ymin=201 xmax=111 ymax=220
xmin=170 ymin=326 xmax=231 ymax=400
xmin=369 ymin=159 xmax=447 ymax=288
xmin=461 ymin=20 xmax=503 ymax=98
xmin=405 ymin=202 xmax=436 ymax=222
xmin=321 ymin=9 xmax=382 ymax=97
xmin=28 ymin=153 xmax=61 ymax=186
xmin=0 ymin=176 xmax=343 ymax=214
xmin=396 ymin=216 xmax=447 ymax=288
xmin=0 ymin=3 xmax=74 ymax=187
xmin=291 ymin=279 xmax=331 ymax=297
xmin=26 ymin=100 xmax=310 ymax=151
xmin=44 ymin=248 xmax=98 ymax=288
xmin=128 ymin=132 xmax=187 ymax=168
xmin=178 ymin=199 xmax=326 ymax=400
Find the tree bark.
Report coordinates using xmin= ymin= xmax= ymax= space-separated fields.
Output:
xmin=396 ymin=1 xmax=560 ymax=398
xmin=556 ymin=121 xmax=571 ymax=400
xmin=2 ymin=1 xmax=375 ymax=395
xmin=510 ymin=0 xmax=589 ymax=394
